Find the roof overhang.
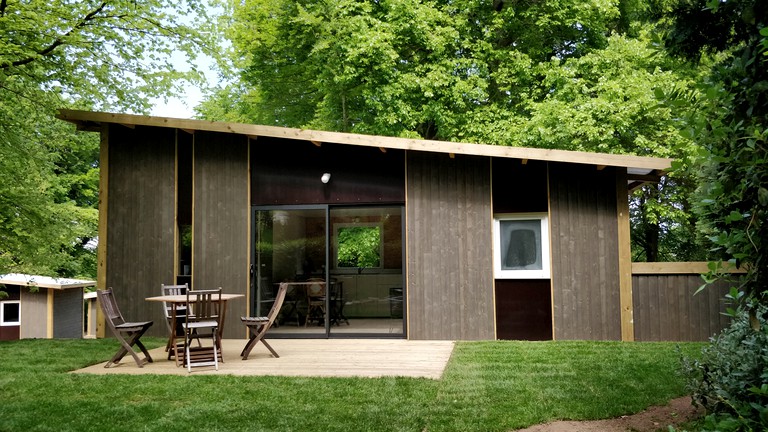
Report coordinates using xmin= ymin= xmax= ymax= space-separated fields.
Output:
xmin=57 ymin=109 xmax=672 ymax=189
xmin=0 ymin=273 xmax=96 ymax=290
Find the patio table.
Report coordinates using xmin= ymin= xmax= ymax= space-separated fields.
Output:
xmin=145 ymin=293 xmax=244 ymax=366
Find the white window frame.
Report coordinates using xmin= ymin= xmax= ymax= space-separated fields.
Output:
xmin=0 ymin=300 xmax=21 ymax=326
xmin=493 ymin=213 xmax=550 ymax=279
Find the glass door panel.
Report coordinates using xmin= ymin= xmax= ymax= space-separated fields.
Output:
xmin=254 ymin=207 xmax=327 ymax=336
xmin=329 ymin=206 xmax=404 ymax=336
xmin=253 ymin=205 xmax=404 ymax=337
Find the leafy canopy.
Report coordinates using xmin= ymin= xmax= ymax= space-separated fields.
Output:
xmin=0 ymin=0 xmax=219 ymax=277
xmin=201 ymin=0 xmax=705 ymax=262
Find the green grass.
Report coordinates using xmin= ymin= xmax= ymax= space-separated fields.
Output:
xmin=0 ymin=338 xmax=703 ymax=432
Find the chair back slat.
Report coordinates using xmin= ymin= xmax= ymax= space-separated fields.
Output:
xmin=161 ymin=283 xmax=189 ymax=319
xmin=97 ymin=289 xmax=125 ymax=327
xmin=96 ymin=287 xmax=153 ymax=368
xmin=307 ymin=281 xmax=325 ymax=298
xmin=267 ymin=283 xmax=289 ymax=327
xmin=186 ymin=288 xmax=222 ymax=322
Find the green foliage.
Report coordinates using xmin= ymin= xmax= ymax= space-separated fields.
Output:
xmin=0 ymin=1 xmax=219 ymax=277
xmin=201 ymin=0 xmax=706 ymax=262
xmin=681 ymin=307 xmax=768 ymax=431
xmin=337 ymin=226 xmax=381 ymax=268
xmin=663 ymin=0 xmax=768 ymax=306
xmin=663 ymin=1 xmax=768 ymax=429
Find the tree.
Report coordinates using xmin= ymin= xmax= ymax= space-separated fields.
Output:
xmin=0 ymin=0 xmax=219 ymax=277
xmin=201 ymin=0 xmax=705 ymax=261
xmin=661 ymin=1 xmax=768 ymax=428
xmin=663 ymin=0 xmax=768 ymax=309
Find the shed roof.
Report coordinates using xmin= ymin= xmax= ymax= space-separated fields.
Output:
xmin=57 ymin=109 xmax=673 ymax=186
xmin=0 ymin=273 xmax=96 ymax=290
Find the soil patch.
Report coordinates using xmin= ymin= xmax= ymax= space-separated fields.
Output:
xmin=514 ymin=396 xmax=703 ymax=432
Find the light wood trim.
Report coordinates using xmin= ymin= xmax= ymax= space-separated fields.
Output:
xmin=489 ymin=158 xmax=497 ymax=340
xmin=546 ymin=163 xmax=556 ymax=341
xmin=245 ymin=138 xmax=252 ymax=338
xmin=57 ymin=109 xmax=673 ymax=172
xmin=616 ymin=170 xmax=634 ymax=341
xmin=95 ymin=123 xmax=109 ymax=338
xmin=404 ymin=151 xmax=410 ymax=340
xmin=174 ymin=131 xmax=179 ymax=278
xmin=631 ymin=261 xmax=747 ymax=274
xmin=46 ymin=289 xmax=54 ymax=338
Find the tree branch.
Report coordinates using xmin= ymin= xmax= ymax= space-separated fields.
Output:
xmin=1 ymin=2 xmax=109 ymax=70
xmin=0 ymin=0 xmax=7 ymax=18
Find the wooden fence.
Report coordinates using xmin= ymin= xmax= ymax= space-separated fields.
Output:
xmin=631 ymin=262 xmax=744 ymax=342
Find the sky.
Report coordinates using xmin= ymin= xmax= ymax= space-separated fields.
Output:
xmin=149 ymin=3 xmax=224 ymax=119
xmin=149 ymin=51 xmax=218 ymax=119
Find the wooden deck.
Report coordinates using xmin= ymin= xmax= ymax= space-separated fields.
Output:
xmin=72 ymin=339 xmax=455 ymax=379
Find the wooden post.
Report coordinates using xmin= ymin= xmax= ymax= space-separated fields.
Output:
xmin=95 ymin=124 xmax=109 ymax=339
xmin=616 ymin=169 xmax=634 ymax=341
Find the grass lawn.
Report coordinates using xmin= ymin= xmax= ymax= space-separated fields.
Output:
xmin=0 ymin=338 xmax=703 ymax=432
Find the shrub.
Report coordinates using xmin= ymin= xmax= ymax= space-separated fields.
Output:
xmin=682 ymin=306 xmax=768 ymax=431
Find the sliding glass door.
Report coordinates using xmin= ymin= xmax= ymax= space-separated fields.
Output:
xmin=252 ymin=205 xmax=404 ymax=337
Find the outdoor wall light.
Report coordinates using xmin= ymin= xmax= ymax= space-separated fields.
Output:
xmin=321 ymin=172 xmax=331 ymax=184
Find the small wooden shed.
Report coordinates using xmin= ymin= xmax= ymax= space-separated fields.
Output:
xmin=58 ymin=110 xmax=673 ymax=341
xmin=0 ymin=273 xmax=96 ymax=340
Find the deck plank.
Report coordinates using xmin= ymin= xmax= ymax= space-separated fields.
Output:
xmin=73 ymin=339 xmax=455 ymax=378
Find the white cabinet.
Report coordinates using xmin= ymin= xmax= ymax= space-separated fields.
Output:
xmin=332 ymin=273 xmax=402 ymax=318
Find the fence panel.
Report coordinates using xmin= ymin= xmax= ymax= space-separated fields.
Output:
xmin=631 ymin=262 xmax=740 ymax=342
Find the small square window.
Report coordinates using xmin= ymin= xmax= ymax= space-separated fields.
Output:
xmin=334 ymin=223 xmax=382 ymax=269
xmin=1 ymin=301 xmax=21 ymax=326
xmin=494 ymin=214 xmax=550 ymax=279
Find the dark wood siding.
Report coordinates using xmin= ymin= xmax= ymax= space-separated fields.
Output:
xmin=252 ymin=138 xmax=405 ymax=205
xmin=53 ymin=288 xmax=84 ymax=338
xmin=549 ymin=163 xmax=621 ymax=340
xmin=495 ymin=279 xmax=552 ymax=340
xmin=193 ymin=131 xmax=249 ymax=337
xmin=492 ymin=159 xmax=548 ymax=213
xmin=406 ymin=152 xmax=494 ymax=340
xmin=106 ymin=125 xmax=176 ymax=334
xmin=492 ymin=158 xmax=551 ymax=340
xmin=633 ymin=274 xmax=733 ymax=341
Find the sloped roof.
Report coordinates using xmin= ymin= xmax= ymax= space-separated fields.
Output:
xmin=57 ymin=109 xmax=672 ymax=186
xmin=0 ymin=273 xmax=96 ymax=290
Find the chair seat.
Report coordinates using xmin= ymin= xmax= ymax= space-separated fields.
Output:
xmin=97 ymin=289 xmax=154 ymax=368
xmin=115 ymin=321 xmax=152 ymax=330
xmin=184 ymin=320 xmax=218 ymax=330
xmin=240 ymin=283 xmax=289 ymax=360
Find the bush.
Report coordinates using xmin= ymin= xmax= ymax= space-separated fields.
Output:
xmin=682 ymin=306 xmax=768 ymax=431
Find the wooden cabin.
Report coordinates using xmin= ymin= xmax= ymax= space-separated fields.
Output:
xmin=0 ymin=273 xmax=95 ymax=340
xmin=58 ymin=110 xmax=673 ymax=341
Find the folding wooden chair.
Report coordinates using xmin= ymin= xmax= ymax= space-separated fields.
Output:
xmin=180 ymin=288 xmax=222 ymax=372
xmin=97 ymin=289 xmax=154 ymax=368
xmin=240 ymin=282 xmax=288 ymax=360
xmin=160 ymin=283 xmax=199 ymax=361
xmin=304 ymin=279 xmax=326 ymax=327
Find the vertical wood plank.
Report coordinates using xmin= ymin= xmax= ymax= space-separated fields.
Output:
xmin=96 ymin=124 xmax=110 ymax=338
xmin=106 ymin=125 xmax=176 ymax=337
xmin=406 ymin=152 xmax=493 ymax=340
xmin=616 ymin=170 xmax=634 ymax=341
xmin=192 ymin=131 xmax=249 ymax=338
xmin=549 ymin=164 xmax=622 ymax=340
xmin=631 ymin=272 xmax=734 ymax=341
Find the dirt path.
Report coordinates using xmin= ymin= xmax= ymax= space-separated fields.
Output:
xmin=514 ymin=396 xmax=703 ymax=432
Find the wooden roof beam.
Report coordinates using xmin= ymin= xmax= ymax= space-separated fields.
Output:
xmin=55 ymin=109 xmax=674 ymax=173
